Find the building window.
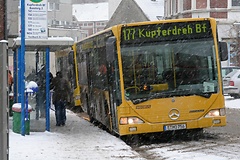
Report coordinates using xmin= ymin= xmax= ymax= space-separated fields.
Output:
xmin=48 ymin=2 xmax=60 ymax=11
xmin=53 ymin=20 xmax=60 ymax=25
xmin=48 ymin=2 xmax=54 ymax=11
xmin=48 ymin=20 xmax=52 ymax=26
xmin=183 ymin=0 xmax=191 ymax=10
xmin=210 ymin=12 xmax=227 ymax=18
xmin=172 ymin=0 xmax=177 ymax=14
xmin=196 ymin=0 xmax=207 ymax=9
xmin=232 ymin=0 xmax=240 ymax=6
xmin=55 ymin=3 xmax=60 ymax=10
xmin=166 ymin=0 xmax=171 ymax=15
xmin=96 ymin=22 xmax=106 ymax=26
xmin=210 ymin=0 xmax=227 ymax=8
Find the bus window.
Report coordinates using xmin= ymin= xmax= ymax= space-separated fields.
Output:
xmin=122 ymin=40 xmax=218 ymax=101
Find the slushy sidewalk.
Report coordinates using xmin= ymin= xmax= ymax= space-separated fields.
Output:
xmin=9 ymin=109 xmax=144 ymax=160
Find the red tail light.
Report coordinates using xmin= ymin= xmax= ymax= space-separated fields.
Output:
xmin=229 ymin=81 xmax=234 ymax=86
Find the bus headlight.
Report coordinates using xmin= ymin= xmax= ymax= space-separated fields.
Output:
xmin=120 ymin=117 xmax=144 ymax=125
xmin=205 ymin=108 xmax=226 ymax=117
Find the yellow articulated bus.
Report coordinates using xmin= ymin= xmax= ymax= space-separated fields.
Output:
xmin=54 ymin=45 xmax=81 ymax=108
xmin=75 ymin=18 xmax=228 ymax=137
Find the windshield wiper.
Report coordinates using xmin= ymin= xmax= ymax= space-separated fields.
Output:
xmin=194 ymin=92 xmax=212 ymax=98
xmin=130 ymin=90 xmax=212 ymax=104
xmin=131 ymin=92 xmax=175 ymax=104
xmin=132 ymin=98 xmax=149 ymax=104
xmin=176 ymin=89 xmax=212 ymax=98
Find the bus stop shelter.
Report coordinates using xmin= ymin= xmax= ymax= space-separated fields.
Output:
xmin=12 ymin=37 xmax=74 ymax=135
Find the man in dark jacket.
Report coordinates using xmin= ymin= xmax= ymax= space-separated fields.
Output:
xmin=52 ymin=71 xmax=70 ymax=126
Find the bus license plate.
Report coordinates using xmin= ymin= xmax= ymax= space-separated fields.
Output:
xmin=164 ymin=124 xmax=186 ymax=131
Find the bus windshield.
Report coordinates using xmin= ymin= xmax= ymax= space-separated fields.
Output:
xmin=121 ymin=38 xmax=218 ymax=104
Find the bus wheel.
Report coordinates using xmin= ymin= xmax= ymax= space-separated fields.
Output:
xmin=89 ymin=109 xmax=96 ymax=124
xmin=121 ymin=135 xmax=140 ymax=146
xmin=184 ymin=128 xmax=203 ymax=140
xmin=89 ymin=116 xmax=94 ymax=123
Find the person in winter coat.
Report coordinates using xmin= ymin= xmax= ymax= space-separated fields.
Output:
xmin=52 ymin=71 xmax=70 ymax=126
xmin=8 ymin=70 xmax=13 ymax=92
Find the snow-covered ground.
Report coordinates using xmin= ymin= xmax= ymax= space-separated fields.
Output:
xmin=224 ymin=96 xmax=240 ymax=109
xmin=9 ymin=96 xmax=240 ymax=160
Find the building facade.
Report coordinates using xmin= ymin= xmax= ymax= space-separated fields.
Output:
xmin=6 ymin=0 xmax=86 ymax=76
xmin=7 ymin=0 xmax=85 ymax=44
xmin=164 ymin=0 xmax=240 ymax=66
xmin=106 ymin=0 xmax=164 ymax=28
xmin=47 ymin=0 xmax=84 ymax=41
xmin=72 ymin=2 xmax=108 ymax=36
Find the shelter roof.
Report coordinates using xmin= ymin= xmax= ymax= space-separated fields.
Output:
xmin=12 ymin=37 xmax=74 ymax=51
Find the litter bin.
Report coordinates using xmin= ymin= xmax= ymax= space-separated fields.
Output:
xmin=12 ymin=103 xmax=32 ymax=135
xmin=9 ymin=92 xmax=14 ymax=117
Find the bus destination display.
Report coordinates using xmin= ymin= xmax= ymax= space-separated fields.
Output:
xmin=121 ymin=20 xmax=212 ymax=44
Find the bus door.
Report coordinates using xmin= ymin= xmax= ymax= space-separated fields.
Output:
xmin=67 ymin=51 xmax=74 ymax=91
xmin=106 ymin=37 xmax=120 ymax=133
xmin=86 ymin=51 xmax=95 ymax=121
xmin=67 ymin=51 xmax=76 ymax=107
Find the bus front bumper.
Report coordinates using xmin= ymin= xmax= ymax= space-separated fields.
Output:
xmin=118 ymin=116 xmax=226 ymax=136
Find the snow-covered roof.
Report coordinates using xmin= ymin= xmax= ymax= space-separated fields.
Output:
xmin=72 ymin=2 xmax=108 ymax=22
xmin=12 ymin=37 xmax=74 ymax=51
xmin=135 ymin=0 xmax=164 ymax=21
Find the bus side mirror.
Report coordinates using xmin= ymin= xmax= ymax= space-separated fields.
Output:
xmin=106 ymin=37 xmax=116 ymax=63
xmin=219 ymin=41 xmax=228 ymax=61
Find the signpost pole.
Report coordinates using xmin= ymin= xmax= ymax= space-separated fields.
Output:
xmin=46 ymin=47 xmax=50 ymax=131
xmin=20 ymin=0 xmax=26 ymax=136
